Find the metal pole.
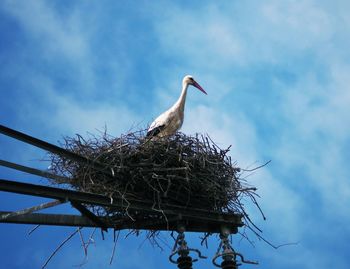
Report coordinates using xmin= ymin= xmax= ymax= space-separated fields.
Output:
xmin=0 ymin=159 xmax=67 ymax=181
xmin=0 ymin=124 xmax=114 ymax=177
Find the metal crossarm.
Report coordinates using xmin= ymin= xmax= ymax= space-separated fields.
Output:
xmin=0 ymin=124 xmax=114 ymax=177
xmin=0 ymin=159 xmax=67 ymax=181
xmin=0 ymin=211 xmax=240 ymax=233
xmin=0 ymin=179 xmax=243 ymax=223
xmin=0 ymin=179 xmax=243 ymax=233
xmin=0 ymin=178 xmax=153 ymax=212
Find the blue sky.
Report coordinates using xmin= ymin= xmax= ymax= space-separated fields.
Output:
xmin=1 ymin=0 xmax=350 ymax=268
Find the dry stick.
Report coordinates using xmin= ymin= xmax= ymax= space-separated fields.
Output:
xmin=0 ymin=199 xmax=63 ymax=220
xmin=109 ymin=230 xmax=120 ymax=265
xmin=124 ymin=229 xmax=138 ymax=239
xmin=151 ymin=232 xmax=172 ymax=250
xmin=248 ymin=192 xmax=266 ymax=220
xmin=28 ymin=224 xmax=41 ymax=235
xmin=147 ymin=231 xmax=164 ymax=251
xmin=246 ymin=225 xmax=299 ymax=249
xmin=78 ymin=228 xmax=88 ymax=257
xmin=200 ymin=232 xmax=211 ymax=248
xmin=85 ymin=228 xmax=97 ymax=249
xmin=75 ymin=229 xmax=90 ymax=268
xmin=241 ymin=160 xmax=271 ymax=172
xmin=238 ymin=201 xmax=263 ymax=233
xmin=42 ymin=227 xmax=82 ymax=269
xmin=238 ymin=227 xmax=256 ymax=247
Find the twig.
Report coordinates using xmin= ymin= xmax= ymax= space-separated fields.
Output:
xmin=200 ymin=232 xmax=211 ymax=248
xmin=42 ymin=227 xmax=82 ymax=269
xmin=109 ymin=230 xmax=120 ymax=265
xmin=78 ymin=228 xmax=87 ymax=257
xmin=246 ymin=225 xmax=299 ymax=249
xmin=241 ymin=160 xmax=271 ymax=172
xmin=28 ymin=224 xmax=41 ymax=235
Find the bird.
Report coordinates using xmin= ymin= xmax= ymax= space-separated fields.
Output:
xmin=147 ymin=75 xmax=207 ymax=138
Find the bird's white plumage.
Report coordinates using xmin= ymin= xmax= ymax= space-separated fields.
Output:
xmin=147 ymin=75 xmax=206 ymax=138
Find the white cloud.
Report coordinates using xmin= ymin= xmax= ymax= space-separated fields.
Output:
xmin=272 ymin=63 xmax=350 ymax=217
xmin=154 ymin=4 xmax=244 ymax=68
xmin=1 ymin=0 xmax=133 ymax=95
xmin=261 ymin=0 xmax=332 ymax=45
xmin=2 ymin=0 xmax=88 ymax=60
xmin=50 ymin=97 xmax=141 ymax=136
xmin=183 ymin=105 xmax=258 ymax=163
xmin=21 ymin=80 xmax=142 ymax=138
xmin=1 ymin=0 xmax=142 ymax=138
xmin=153 ymin=1 xmax=336 ymax=68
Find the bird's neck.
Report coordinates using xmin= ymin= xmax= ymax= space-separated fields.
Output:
xmin=175 ymin=83 xmax=189 ymax=112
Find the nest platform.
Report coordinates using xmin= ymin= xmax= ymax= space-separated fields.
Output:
xmin=48 ymin=131 xmax=256 ymax=231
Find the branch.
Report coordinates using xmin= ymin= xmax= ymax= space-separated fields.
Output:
xmin=42 ymin=227 xmax=82 ymax=269
xmin=241 ymin=160 xmax=271 ymax=172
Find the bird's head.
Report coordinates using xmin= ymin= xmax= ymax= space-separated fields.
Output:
xmin=183 ymin=75 xmax=207 ymax=95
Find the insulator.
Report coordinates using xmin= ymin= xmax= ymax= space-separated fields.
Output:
xmin=177 ymin=256 xmax=193 ymax=269
xmin=221 ymin=260 xmax=238 ymax=269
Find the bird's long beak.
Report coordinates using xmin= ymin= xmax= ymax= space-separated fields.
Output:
xmin=193 ymin=80 xmax=207 ymax=95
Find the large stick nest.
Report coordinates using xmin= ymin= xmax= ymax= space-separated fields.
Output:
xmin=49 ymin=130 xmax=257 ymax=223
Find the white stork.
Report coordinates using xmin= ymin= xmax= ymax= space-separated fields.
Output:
xmin=147 ymin=75 xmax=207 ymax=138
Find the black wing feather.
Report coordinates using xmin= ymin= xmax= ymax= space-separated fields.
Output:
xmin=146 ymin=125 xmax=166 ymax=137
